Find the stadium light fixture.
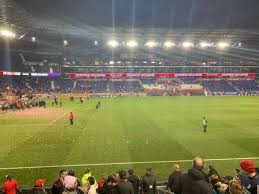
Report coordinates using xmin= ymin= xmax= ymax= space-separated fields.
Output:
xmin=32 ymin=37 xmax=36 ymax=42
xmin=182 ymin=41 xmax=194 ymax=48
xmin=109 ymin=61 xmax=115 ymax=65
xmin=107 ymin=40 xmax=119 ymax=48
xmin=0 ymin=29 xmax=16 ymax=39
xmin=63 ymin=40 xmax=68 ymax=46
xmin=217 ymin=42 xmax=230 ymax=49
xmin=145 ymin=41 xmax=158 ymax=48
xmin=200 ymin=42 xmax=211 ymax=48
xmin=164 ymin=41 xmax=175 ymax=48
xmin=126 ymin=40 xmax=138 ymax=48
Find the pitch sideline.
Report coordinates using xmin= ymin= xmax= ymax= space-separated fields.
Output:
xmin=1 ymin=157 xmax=259 ymax=170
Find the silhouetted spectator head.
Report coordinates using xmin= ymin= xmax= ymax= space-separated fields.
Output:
xmin=5 ymin=175 xmax=12 ymax=181
xmin=172 ymin=164 xmax=181 ymax=172
xmin=68 ymin=170 xmax=75 ymax=176
xmin=146 ymin=168 xmax=152 ymax=176
xmin=119 ymin=170 xmax=127 ymax=179
xmin=193 ymin=157 xmax=204 ymax=170
xmin=59 ymin=170 xmax=68 ymax=179
xmin=101 ymin=175 xmax=106 ymax=181
xmin=88 ymin=176 xmax=95 ymax=185
xmin=85 ymin=168 xmax=91 ymax=174
xmin=128 ymin=169 xmax=134 ymax=176
xmin=107 ymin=174 xmax=119 ymax=186
xmin=210 ymin=175 xmax=221 ymax=190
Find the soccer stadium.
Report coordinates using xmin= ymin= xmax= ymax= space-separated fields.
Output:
xmin=1 ymin=0 xmax=259 ymax=194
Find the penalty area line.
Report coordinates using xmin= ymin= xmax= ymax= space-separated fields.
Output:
xmin=48 ymin=105 xmax=91 ymax=126
xmin=48 ymin=112 xmax=67 ymax=126
xmin=1 ymin=157 xmax=259 ymax=170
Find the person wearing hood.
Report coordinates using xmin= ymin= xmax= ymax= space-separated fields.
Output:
xmin=174 ymin=157 xmax=213 ymax=194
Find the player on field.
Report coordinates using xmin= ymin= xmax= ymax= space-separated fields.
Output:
xmin=203 ymin=116 xmax=208 ymax=132
xmin=69 ymin=112 xmax=74 ymax=125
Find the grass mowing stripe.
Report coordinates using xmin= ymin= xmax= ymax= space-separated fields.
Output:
xmin=1 ymin=156 xmax=259 ymax=170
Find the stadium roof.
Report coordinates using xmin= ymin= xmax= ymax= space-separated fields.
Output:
xmin=11 ymin=0 xmax=259 ymax=28
xmin=1 ymin=0 xmax=259 ymax=65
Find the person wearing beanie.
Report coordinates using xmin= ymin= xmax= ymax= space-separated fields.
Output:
xmin=118 ymin=170 xmax=134 ymax=194
xmin=239 ymin=160 xmax=259 ymax=194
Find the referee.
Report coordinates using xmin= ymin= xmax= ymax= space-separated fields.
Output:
xmin=203 ymin=116 xmax=208 ymax=132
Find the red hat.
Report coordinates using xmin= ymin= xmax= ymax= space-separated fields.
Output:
xmin=240 ymin=160 xmax=255 ymax=173
xmin=34 ymin=179 xmax=45 ymax=187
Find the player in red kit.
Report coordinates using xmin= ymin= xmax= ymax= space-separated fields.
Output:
xmin=69 ymin=112 xmax=74 ymax=125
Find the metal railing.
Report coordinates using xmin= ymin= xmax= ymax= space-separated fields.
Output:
xmin=157 ymin=186 xmax=174 ymax=194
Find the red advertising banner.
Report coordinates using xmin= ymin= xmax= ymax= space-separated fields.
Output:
xmin=3 ymin=71 xmax=21 ymax=76
xmin=66 ymin=73 xmax=256 ymax=78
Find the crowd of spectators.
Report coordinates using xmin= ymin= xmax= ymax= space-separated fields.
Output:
xmin=2 ymin=158 xmax=259 ymax=194
xmin=1 ymin=76 xmax=259 ymax=97
xmin=0 ymin=88 xmax=46 ymax=111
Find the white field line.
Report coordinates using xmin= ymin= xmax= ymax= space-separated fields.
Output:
xmin=1 ymin=157 xmax=259 ymax=170
xmin=48 ymin=106 xmax=92 ymax=126
xmin=1 ymin=105 xmax=92 ymax=127
xmin=48 ymin=112 xmax=67 ymax=125
xmin=1 ymin=124 xmax=50 ymax=127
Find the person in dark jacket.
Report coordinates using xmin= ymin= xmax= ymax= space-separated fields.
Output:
xmin=118 ymin=170 xmax=134 ymax=194
xmin=127 ymin=169 xmax=140 ymax=194
xmin=167 ymin=164 xmax=182 ymax=193
xmin=51 ymin=170 xmax=68 ymax=194
xmin=141 ymin=168 xmax=156 ymax=194
xmin=174 ymin=157 xmax=213 ymax=194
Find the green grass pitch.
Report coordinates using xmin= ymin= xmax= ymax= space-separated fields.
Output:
xmin=1 ymin=96 xmax=259 ymax=186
